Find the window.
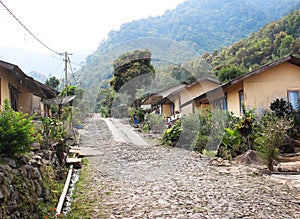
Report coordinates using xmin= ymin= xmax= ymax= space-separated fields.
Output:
xmin=212 ymin=94 xmax=227 ymax=111
xmin=9 ymin=84 xmax=18 ymax=111
xmin=239 ymin=90 xmax=244 ymax=114
xmin=288 ymin=90 xmax=300 ymax=110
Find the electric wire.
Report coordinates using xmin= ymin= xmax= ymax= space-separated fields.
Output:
xmin=68 ymin=57 xmax=78 ymax=85
xmin=68 ymin=58 xmax=83 ymax=86
xmin=0 ymin=0 xmax=62 ymax=56
xmin=0 ymin=0 xmax=86 ymax=88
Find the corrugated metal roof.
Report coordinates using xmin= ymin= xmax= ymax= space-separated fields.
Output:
xmin=0 ymin=59 xmax=57 ymax=99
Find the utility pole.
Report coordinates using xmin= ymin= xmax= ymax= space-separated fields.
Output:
xmin=64 ymin=52 xmax=68 ymax=91
xmin=62 ymin=51 xmax=73 ymax=96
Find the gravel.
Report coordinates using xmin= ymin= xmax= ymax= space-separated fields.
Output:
xmin=77 ymin=116 xmax=300 ymax=219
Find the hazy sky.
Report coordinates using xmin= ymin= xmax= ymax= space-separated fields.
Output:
xmin=0 ymin=0 xmax=186 ymax=53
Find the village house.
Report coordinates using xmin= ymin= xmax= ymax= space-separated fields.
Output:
xmin=141 ymin=83 xmax=187 ymax=118
xmin=141 ymin=77 xmax=220 ymax=119
xmin=195 ymin=55 xmax=300 ymax=116
xmin=0 ymin=59 xmax=57 ymax=116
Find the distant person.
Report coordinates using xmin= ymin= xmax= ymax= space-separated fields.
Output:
xmin=133 ymin=112 xmax=138 ymax=125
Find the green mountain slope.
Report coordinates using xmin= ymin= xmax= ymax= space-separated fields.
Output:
xmin=74 ymin=0 xmax=300 ymax=98
xmin=208 ymin=10 xmax=300 ymax=81
xmin=96 ymin=0 xmax=299 ymax=54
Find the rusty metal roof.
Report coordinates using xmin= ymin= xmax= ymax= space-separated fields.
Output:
xmin=0 ymin=59 xmax=58 ymax=99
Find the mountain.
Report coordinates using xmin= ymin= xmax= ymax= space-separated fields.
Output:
xmin=74 ymin=0 xmax=300 ymax=99
xmin=208 ymin=10 xmax=300 ymax=81
xmin=95 ymin=0 xmax=300 ymax=55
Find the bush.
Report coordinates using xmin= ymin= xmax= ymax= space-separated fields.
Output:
xmin=181 ymin=110 xmax=227 ymax=152
xmin=270 ymin=98 xmax=293 ymax=118
xmin=218 ymin=107 xmax=256 ymax=159
xmin=144 ymin=113 xmax=166 ymax=133
xmin=39 ymin=117 xmax=65 ymax=147
xmin=255 ymin=113 xmax=293 ymax=171
xmin=162 ymin=120 xmax=182 ymax=146
xmin=0 ymin=99 xmax=35 ymax=156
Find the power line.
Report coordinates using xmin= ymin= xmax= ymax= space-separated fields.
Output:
xmin=0 ymin=0 xmax=61 ymax=56
xmin=68 ymin=57 xmax=79 ymax=85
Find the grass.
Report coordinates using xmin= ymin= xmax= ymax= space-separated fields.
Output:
xmin=65 ymin=158 xmax=109 ymax=219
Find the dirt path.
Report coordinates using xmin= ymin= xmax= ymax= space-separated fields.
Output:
xmin=77 ymin=115 xmax=300 ymax=218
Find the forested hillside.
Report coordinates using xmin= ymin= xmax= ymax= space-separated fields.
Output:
xmin=97 ymin=0 xmax=299 ymax=54
xmin=73 ymin=0 xmax=300 ymax=99
xmin=208 ymin=10 xmax=300 ymax=82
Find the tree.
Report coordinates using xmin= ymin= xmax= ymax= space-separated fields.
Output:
xmin=45 ymin=76 xmax=60 ymax=89
xmin=110 ymin=49 xmax=155 ymax=93
xmin=59 ymin=85 xmax=84 ymax=99
xmin=217 ymin=66 xmax=243 ymax=82
xmin=167 ymin=65 xmax=196 ymax=83
xmin=0 ymin=99 xmax=35 ymax=156
xmin=96 ymin=87 xmax=116 ymax=117
xmin=255 ymin=113 xmax=293 ymax=171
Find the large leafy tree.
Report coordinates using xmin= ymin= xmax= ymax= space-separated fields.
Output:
xmin=59 ymin=85 xmax=84 ymax=99
xmin=45 ymin=76 xmax=60 ymax=89
xmin=110 ymin=49 xmax=155 ymax=93
xmin=217 ymin=66 xmax=243 ymax=82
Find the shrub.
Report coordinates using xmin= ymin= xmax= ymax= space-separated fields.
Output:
xmin=221 ymin=128 xmax=243 ymax=159
xmin=270 ymin=98 xmax=293 ymax=118
xmin=180 ymin=113 xmax=202 ymax=150
xmin=39 ymin=117 xmax=65 ymax=147
xmin=0 ymin=99 xmax=35 ymax=156
xmin=181 ymin=110 xmax=228 ymax=152
xmin=236 ymin=105 xmax=257 ymax=150
xmin=144 ymin=113 xmax=166 ymax=133
xmin=255 ymin=113 xmax=293 ymax=171
xmin=162 ymin=120 xmax=182 ymax=145
xmin=218 ymin=107 xmax=256 ymax=159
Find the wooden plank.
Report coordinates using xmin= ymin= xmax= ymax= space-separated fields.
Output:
xmin=56 ymin=165 xmax=73 ymax=215
xmin=66 ymin=157 xmax=82 ymax=164
xmin=69 ymin=149 xmax=81 ymax=154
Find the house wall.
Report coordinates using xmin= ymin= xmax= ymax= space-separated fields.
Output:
xmin=19 ymin=92 xmax=33 ymax=114
xmin=243 ymin=62 xmax=300 ymax=112
xmin=225 ymin=62 xmax=300 ymax=116
xmin=173 ymin=95 xmax=181 ymax=112
xmin=161 ymin=103 xmax=171 ymax=116
xmin=180 ymin=80 xmax=220 ymax=115
xmin=181 ymin=103 xmax=193 ymax=115
xmin=225 ymin=81 xmax=244 ymax=116
xmin=0 ymin=71 xmax=11 ymax=106
xmin=181 ymin=81 xmax=218 ymax=105
xmin=0 ymin=68 xmax=34 ymax=114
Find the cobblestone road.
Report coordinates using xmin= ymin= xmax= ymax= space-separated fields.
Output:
xmin=78 ymin=116 xmax=300 ymax=219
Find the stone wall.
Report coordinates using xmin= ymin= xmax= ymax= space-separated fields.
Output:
xmin=0 ymin=150 xmax=67 ymax=218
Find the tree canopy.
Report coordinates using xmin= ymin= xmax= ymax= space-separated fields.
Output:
xmin=45 ymin=76 xmax=60 ymax=89
xmin=110 ymin=49 xmax=155 ymax=93
xmin=208 ymin=10 xmax=300 ymax=82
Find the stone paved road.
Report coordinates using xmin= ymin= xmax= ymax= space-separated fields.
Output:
xmin=78 ymin=115 xmax=300 ymax=218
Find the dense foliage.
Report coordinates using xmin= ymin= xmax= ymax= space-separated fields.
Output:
xmin=209 ymin=10 xmax=300 ymax=81
xmin=0 ymin=99 xmax=35 ymax=157
xmin=97 ymin=0 xmax=299 ymax=55
xmin=162 ymin=109 xmax=227 ymax=152
xmin=73 ymin=0 xmax=299 ymax=101
xmin=255 ymin=113 xmax=293 ymax=171
xmin=59 ymin=85 xmax=85 ymax=99
xmin=270 ymin=98 xmax=294 ymax=118
xmin=110 ymin=49 xmax=155 ymax=93
xmin=45 ymin=76 xmax=60 ymax=89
